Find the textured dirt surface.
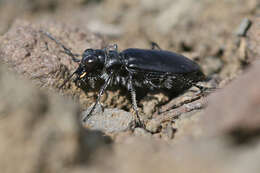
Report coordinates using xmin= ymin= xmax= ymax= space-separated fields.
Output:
xmin=0 ymin=19 xmax=106 ymax=110
xmin=0 ymin=0 xmax=260 ymax=172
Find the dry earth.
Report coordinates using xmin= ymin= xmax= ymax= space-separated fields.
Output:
xmin=0 ymin=0 xmax=260 ymax=172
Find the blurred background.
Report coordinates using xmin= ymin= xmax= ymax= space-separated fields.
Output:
xmin=1 ymin=1 xmax=260 ymax=173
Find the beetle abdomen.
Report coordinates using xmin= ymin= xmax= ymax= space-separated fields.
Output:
xmin=121 ymin=48 xmax=201 ymax=74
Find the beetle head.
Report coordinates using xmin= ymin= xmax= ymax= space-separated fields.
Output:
xmin=59 ymin=45 xmax=118 ymax=89
xmin=59 ymin=49 xmax=105 ymax=89
xmin=76 ymin=49 xmax=106 ymax=79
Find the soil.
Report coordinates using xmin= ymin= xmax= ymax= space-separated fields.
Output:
xmin=0 ymin=1 xmax=260 ymax=173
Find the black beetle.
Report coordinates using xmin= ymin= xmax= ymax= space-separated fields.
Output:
xmin=41 ymin=31 xmax=205 ymax=126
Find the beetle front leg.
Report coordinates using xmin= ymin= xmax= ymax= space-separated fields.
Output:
xmin=82 ymin=75 xmax=112 ymax=122
xmin=128 ymin=75 xmax=142 ymax=127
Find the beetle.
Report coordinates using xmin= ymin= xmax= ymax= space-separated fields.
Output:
xmin=41 ymin=31 xmax=205 ymax=126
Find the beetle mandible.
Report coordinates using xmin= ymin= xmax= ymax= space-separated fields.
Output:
xmin=41 ymin=31 xmax=205 ymax=126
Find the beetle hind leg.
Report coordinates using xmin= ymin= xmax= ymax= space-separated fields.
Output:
xmin=128 ymin=76 xmax=142 ymax=127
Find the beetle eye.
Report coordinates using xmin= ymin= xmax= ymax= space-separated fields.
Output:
xmin=87 ymin=58 xmax=94 ymax=63
xmin=85 ymin=57 xmax=96 ymax=65
xmin=83 ymin=57 xmax=98 ymax=70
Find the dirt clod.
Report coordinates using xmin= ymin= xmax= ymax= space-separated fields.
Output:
xmin=0 ymin=0 xmax=260 ymax=172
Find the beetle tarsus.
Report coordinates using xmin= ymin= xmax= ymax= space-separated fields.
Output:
xmin=128 ymin=75 xmax=143 ymax=127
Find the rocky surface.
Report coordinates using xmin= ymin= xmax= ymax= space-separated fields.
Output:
xmin=0 ymin=19 xmax=108 ymax=110
xmin=0 ymin=20 xmax=103 ymax=80
xmin=0 ymin=0 xmax=260 ymax=173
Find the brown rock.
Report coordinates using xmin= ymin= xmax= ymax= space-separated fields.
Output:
xmin=0 ymin=19 xmax=104 ymax=88
xmin=0 ymin=19 xmax=105 ymax=109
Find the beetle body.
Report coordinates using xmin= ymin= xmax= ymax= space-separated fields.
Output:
xmin=74 ymin=47 xmax=205 ymax=125
xmin=42 ymin=31 xmax=205 ymax=126
xmin=78 ymin=48 xmax=204 ymax=94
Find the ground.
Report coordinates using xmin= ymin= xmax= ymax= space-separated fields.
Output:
xmin=0 ymin=0 xmax=260 ymax=173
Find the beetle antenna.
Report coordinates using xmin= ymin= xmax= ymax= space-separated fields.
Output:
xmin=59 ymin=70 xmax=77 ymax=89
xmin=40 ymin=30 xmax=81 ymax=63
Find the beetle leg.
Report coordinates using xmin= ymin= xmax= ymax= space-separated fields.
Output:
xmin=150 ymin=41 xmax=162 ymax=50
xmin=194 ymin=83 xmax=217 ymax=96
xmin=82 ymin=75 xmax=112 ymax=122
xmin=59 ymin=70 xmax=77 ymax=89
xmin=128 ymin=75 xmax=142 ymax=126
xmin=40 ymin=30 xmax=81 ymax=63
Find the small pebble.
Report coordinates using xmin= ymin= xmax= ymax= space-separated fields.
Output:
xmin=82 ymin=104 xmax=135 ymax=134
